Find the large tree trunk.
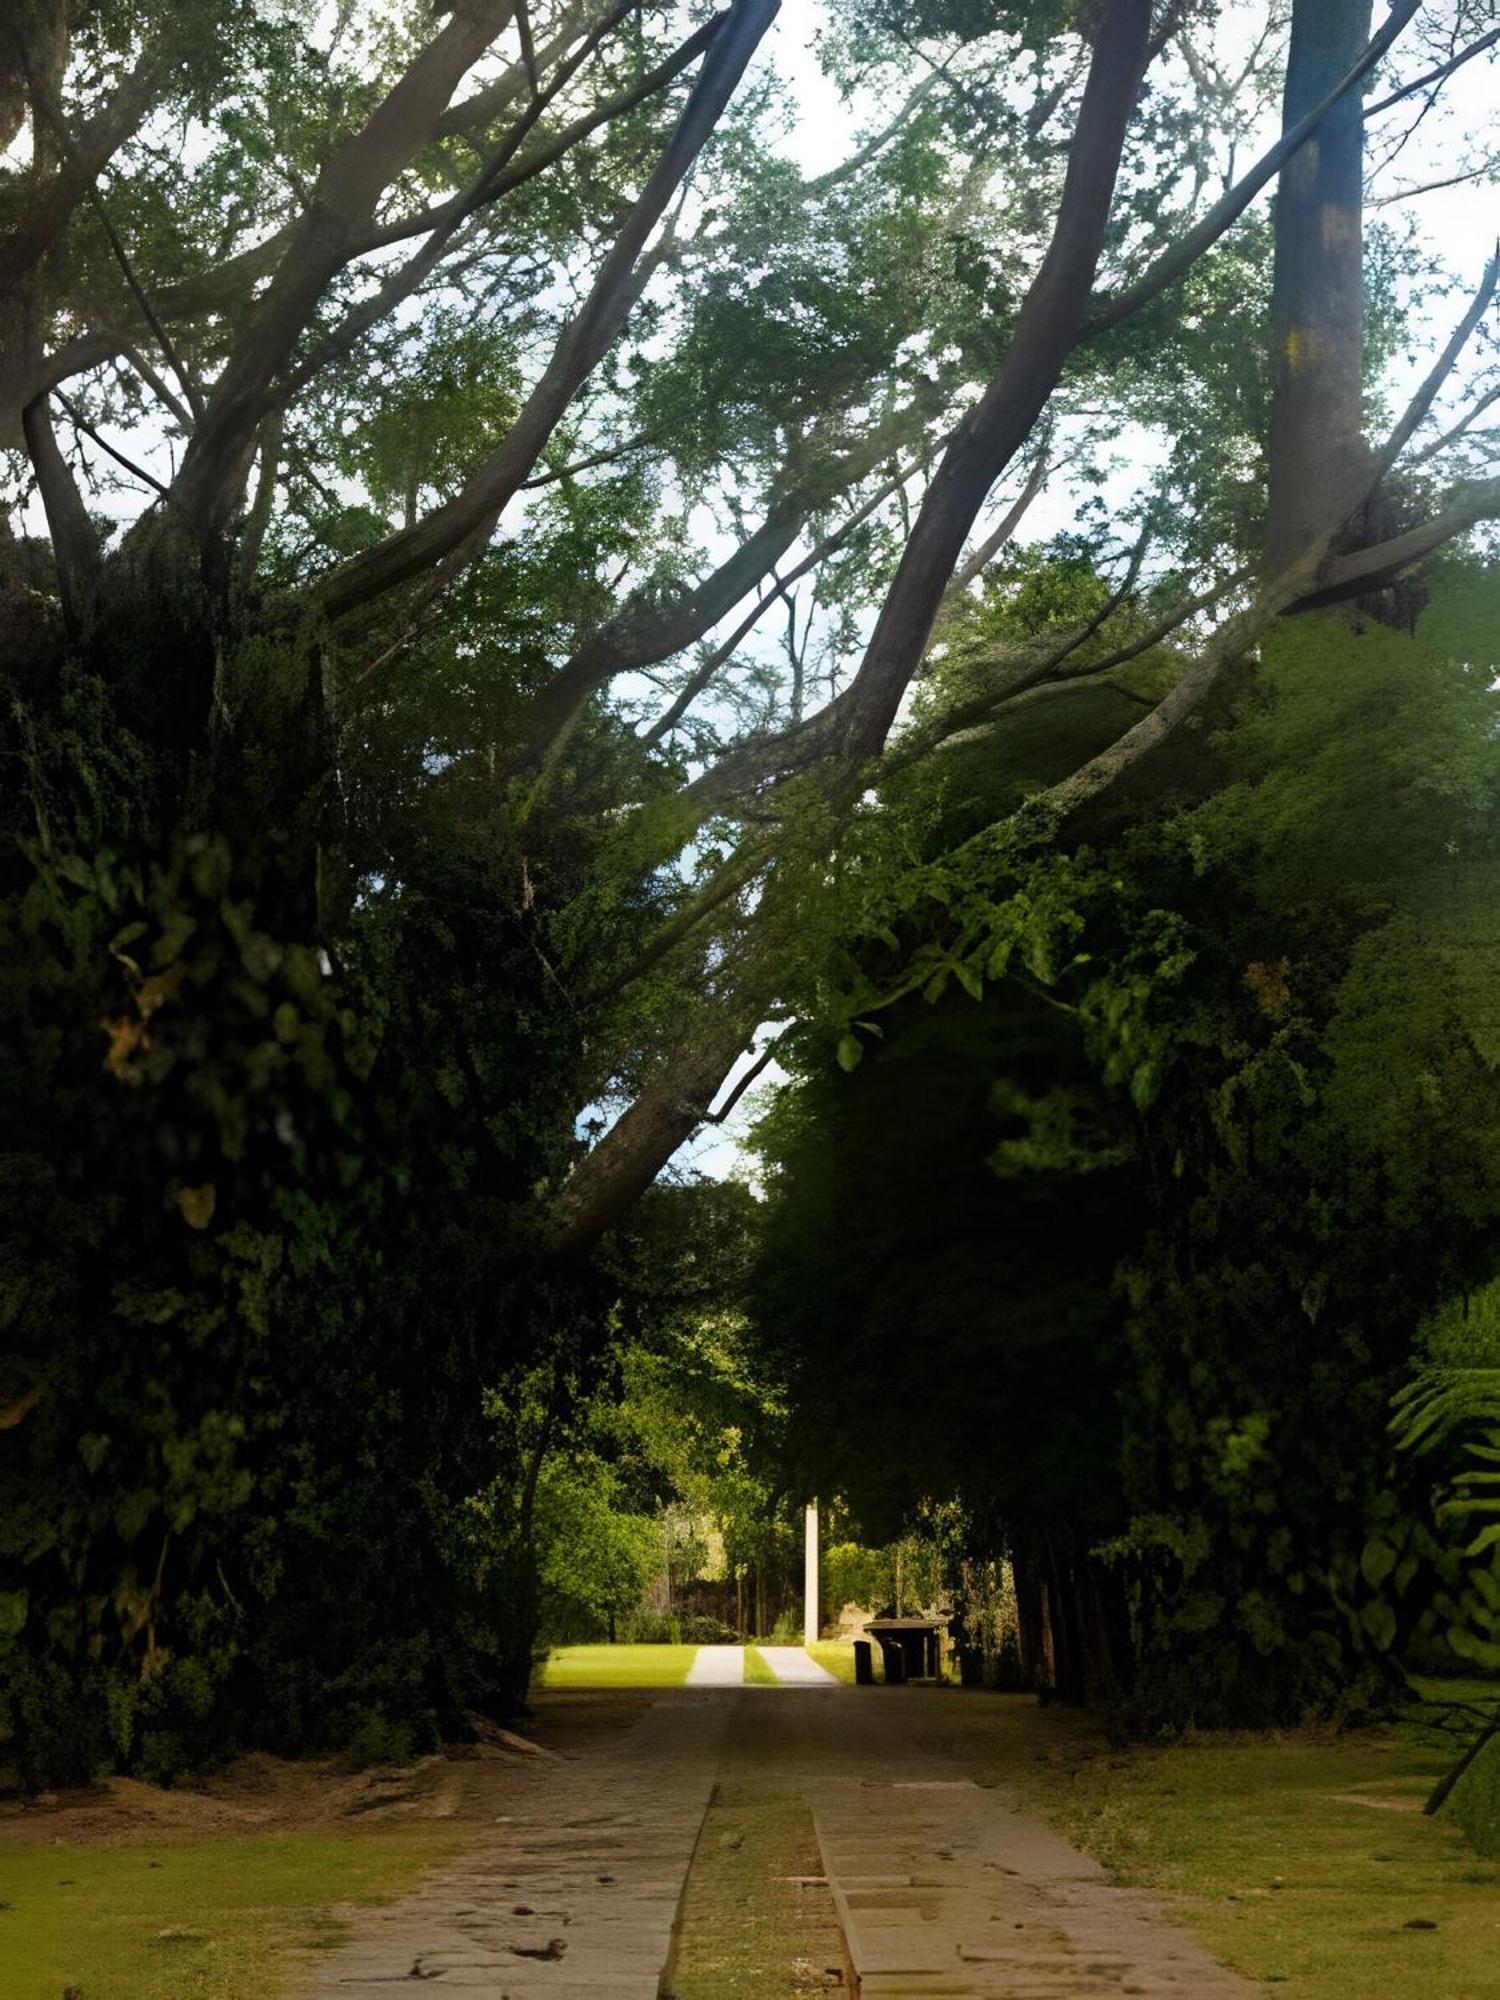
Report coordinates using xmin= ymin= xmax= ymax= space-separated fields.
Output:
xmin=1265 ymin=0 xmax=1373 ymax=569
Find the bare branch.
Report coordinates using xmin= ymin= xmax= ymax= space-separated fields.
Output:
xmin=1368 ymin=247 xmax=1498 ymax=487
xmin=802 ymin=74 xmax=938 ymax=197
xmin=1366 ymin=26 xmax=1500 ymax=117
xmin=945 ymin=445 xmax=1050 ymax=597
xmin=639 ymin=466 xmax=913 ymax=748
xmin=1086 ymin=0 xmax=1422 ymax=337
xmin=1369 ymin=166 xmax=1496 ymax=209
xmin=120 ymin=346 xmax=192 ymax=432
xmin=56 ymin=390 xmax=171 ymax=498
xmin=521 ymin=428 xmax=658 ymax=488
xmin=1410 ymin=382 xmax=1500 ymax=467
xmin=82 ymin=185 xmax=206 ymax=424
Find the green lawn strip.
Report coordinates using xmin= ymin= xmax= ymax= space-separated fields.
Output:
xmin=743 ymin=1647 xmax=780 ymax=1686
xmin=536 ymin=1643 xmax=699 ymax=1688
xmin=804 ymin=1641 xmax=857 ymax=1684
xmin=0 ymin=1824 xmax=465 ymax=2000
xmin=992 ymin=1702 xmax=1500 ymax=2000
xmin=667 ymin=1779 xmax=841 ymax=1998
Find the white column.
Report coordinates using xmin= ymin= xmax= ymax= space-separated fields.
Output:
xmin=803 ymin=1499 xmax=819 ymax=1647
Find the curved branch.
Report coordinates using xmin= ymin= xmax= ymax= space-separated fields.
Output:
xmin=175 ymin=0 xmax=520 ymax=522
xmin=313 ymin=0 xmax=778 ymax=621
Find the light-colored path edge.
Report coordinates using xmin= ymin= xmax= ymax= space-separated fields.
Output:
xmin=686 ymin=1643 xmax=745 ymax=1686
xmin=757 ymin=1643 xmax=840 ymax=1685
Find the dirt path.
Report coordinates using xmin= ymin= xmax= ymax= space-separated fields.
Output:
xmin=301 ymin=1687 xmax=1256 ymax=1998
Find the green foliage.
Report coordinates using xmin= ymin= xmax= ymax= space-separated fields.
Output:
xmin=532 ymin=1460 xmax=660 ymax=1645
xmin=756 ymin=569 xmax=1500 ymax=1724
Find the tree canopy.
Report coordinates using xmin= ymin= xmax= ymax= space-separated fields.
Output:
xmin=4 ymin=0 xmax=1500 ymax=1781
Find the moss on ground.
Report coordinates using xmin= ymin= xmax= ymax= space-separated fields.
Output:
xmin=667 ymin=1751 xmax=842 ymax=1998
xmin=0 ymin=1825 xmax=465 ymax=2000
xmin=535 ymin=1643 xmax=699 ymax=1688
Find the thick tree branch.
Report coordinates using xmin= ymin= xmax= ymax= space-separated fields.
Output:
xmin=1287 ymin=476 xmax=1500 ymax=611
xmin=313 ymin=0 xmax=778 ymax=622
xmin=0 ymin=45 xmax=173 ymax=284
xmin=21 ymin=393 xmax=100 ymax=633
xmin=545 ymin=967 xmax=776 ymax=1256
xmin=828 ymin=0 xmax=1155 ymax=766
xmin=176 ymin=0 xmax=520 ymax=523
xmin=286 ymin=6 xmax=710 ymax=406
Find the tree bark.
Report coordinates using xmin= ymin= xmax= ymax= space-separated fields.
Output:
xmin=1265 ymin=0 xmax=1374 ymax=570
xmin=316 ymin=0 xmax=778 ymax=620
xmin=831 ymin=0 xmax=1154 ymax=765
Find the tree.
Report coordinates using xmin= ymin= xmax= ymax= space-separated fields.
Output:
xmin=5 ymin=0 xmax=1500 ymax=1773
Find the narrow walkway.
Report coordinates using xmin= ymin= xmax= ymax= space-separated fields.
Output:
xmin=687 ymin=1644 xmax=745 ymax=1687
xmin=817 ymin=1775 xmax=1253 ymax=1997
xmin=305 ymin=1698 xmax=728 ymax=1996
xmin=758 ymin=1644 xmax=838 ymax=1685
xmin=302 ymin=1686 xmax=1256 ymax=1999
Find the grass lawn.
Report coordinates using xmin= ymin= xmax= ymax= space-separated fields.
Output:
xmin=0 ymin=1824 xmax=465 ymax=2000
xmin=744 ymin=1646 xmax=780 ymax=1685
xmin=535 ymin=1642 xmax=699 ymax=1688
xmin=805 ymin=1641 xmax=858 ymax=1684
xmin=991 ymin=1698 xmax=1500 ymax=2000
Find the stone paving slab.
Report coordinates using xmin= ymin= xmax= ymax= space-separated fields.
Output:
xmin=814 ymin=1775 xmax=1256 ymax=1999
xmin=304 ymin=1698 xmax=728 ymax=1998
xmin=686 ymin=1643 xmax=745 ymax=1686
xmin=758 ymin=1644 xmax=839 ymax=1685
xmin=301 ymin=1684 xmax=1259 ymax=2000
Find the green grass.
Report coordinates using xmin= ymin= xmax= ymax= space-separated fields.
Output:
xmin=805 ymin=1640 xmax=858 ymax=1684
xmin=0 ymin=1824 xmax=464 ymax=2000
xmin=744 ymin=1646 xmax=779 ymax=1685
xmin=988 ymin=1703 xmax=1500 ymax=2000
xmin=668 ymin=1717 xmax=842 ymax=1997
xmin=535 ymin=1642 xmax=699 ymax=1688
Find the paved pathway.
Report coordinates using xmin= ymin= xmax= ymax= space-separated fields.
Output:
xmin=758 ymin=1643 xmax=839 ymax=1685
xmin=305 ymin=1698 xmax=728 ymax=1996
xmin=302 ymin=1684 xmax=1255 ymax=1999
xmin=686 ymin=1644 xmax=745 ymax=1687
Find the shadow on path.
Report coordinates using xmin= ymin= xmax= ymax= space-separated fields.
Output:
xmin=303 ymin=1685 xmax=1255 ymax=1998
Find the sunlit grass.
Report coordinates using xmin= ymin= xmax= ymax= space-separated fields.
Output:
xmin=989 ymin=1698 xmax=1500 ymax=2000
xmin=743 ymin=1646 xmax=779 ymax=1685
xmin=805 ymin=1641 xmax=859 ymax=1684
xmin=535 ymin=1642 xmax=699 ymax=1688
xmin=0 ymin=1825 xmax=464 ymax=2000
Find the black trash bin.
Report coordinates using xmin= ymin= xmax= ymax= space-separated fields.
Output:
xmin=853 ymin=1639 xmax=874 ymax=1685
